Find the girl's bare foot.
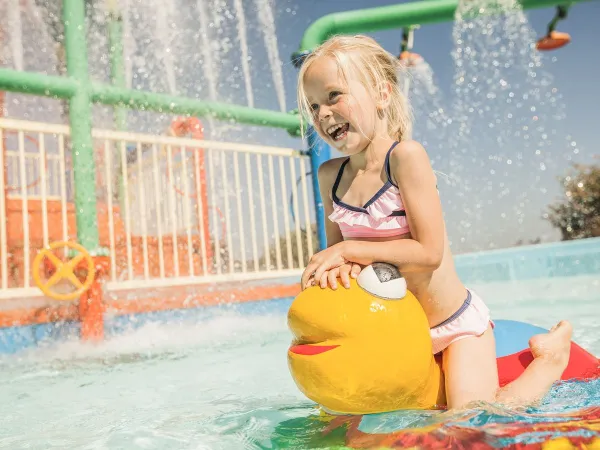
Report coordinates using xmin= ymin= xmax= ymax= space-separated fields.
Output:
xmin=529 ymin=320 xmax=572 ymax=376
xmin=494 ymin=321 xmax=573 ymax=407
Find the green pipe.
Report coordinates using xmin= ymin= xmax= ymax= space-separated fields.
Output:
xmin=0 ymin=69 xmax=76 ymax=99
xmin=64 ymin=0 xmax=100 ymax=252
xmin=297 ymin=0 xmax=594 ymax=53
xmin=0 ymin=69 xmax=301 ymax=134
xmin=0 ymin=68 xmax=302 ymax=135
xmin=90 ymin=84 xmax=301 ymax=134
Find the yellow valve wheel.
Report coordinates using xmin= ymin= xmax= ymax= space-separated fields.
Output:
xmin=32 ymin=241 xmax=96 ymax=301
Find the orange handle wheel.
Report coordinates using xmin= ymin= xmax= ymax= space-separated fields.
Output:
xmin=32 ymin=241 xmax=95 ymax=301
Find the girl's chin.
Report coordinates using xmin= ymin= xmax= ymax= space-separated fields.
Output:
xmin=333 ymin=136 xmax=363 ymax=154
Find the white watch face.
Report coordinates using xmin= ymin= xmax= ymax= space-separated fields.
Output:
xmin=357 ymin=263 xmax=407 ymax=300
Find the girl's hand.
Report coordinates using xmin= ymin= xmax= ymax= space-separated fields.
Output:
xmin=304 ymin=263 xmax=363 ymax=290
xmin=301 ymin=242 xmax=352 ymax=290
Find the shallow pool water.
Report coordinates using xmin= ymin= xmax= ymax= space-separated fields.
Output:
xmin=0 ymin=275 xmax=598 ymax=449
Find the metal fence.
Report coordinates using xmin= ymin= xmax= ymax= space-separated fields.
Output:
xmin=0 ymin=118 xmax=317 ymax=299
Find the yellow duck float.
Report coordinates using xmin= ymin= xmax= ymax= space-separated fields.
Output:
xmin=287 ymin=262 xmax=446 ymax=415
xmin=288 ymin=262 xmax=599 ymax=416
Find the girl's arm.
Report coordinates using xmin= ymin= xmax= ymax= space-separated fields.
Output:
xmin=344 ymin=140 xmax=445 ymax=272
xmin=301 ymin=158 xmax=361 ymax=289
xmin=317 ymin=159 xmax=344 ymax=248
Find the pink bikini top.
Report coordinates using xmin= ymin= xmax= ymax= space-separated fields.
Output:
xmin=328 ymin=142 xmax=411 ymax=239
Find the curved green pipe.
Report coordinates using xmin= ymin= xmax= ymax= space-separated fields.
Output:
xmin=298 ymin=0 xmax=594 ymax=53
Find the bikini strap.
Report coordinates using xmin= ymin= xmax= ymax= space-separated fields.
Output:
xmin=331 ymin=158 xmax=350 ymax=202
xmin=384 ymin=141 xmax=400 ymax=188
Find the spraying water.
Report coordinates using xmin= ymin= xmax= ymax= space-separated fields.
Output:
xmin=120 ymin=0 xmax=135 ymax=89
xmin=233 ymin=0 xmax=255 ymax=108
xmin=153 ymin=0 xmax=178 ymax=95
xmin=428 ymin=0 xmax=576 ymax=250
xmin=404 ymin=59 xmax=454 ymax=179
xmin=6 ymin=0 xmax=23 ymax=72
xmin=254 ymin=0 xmax=288 ymax=112
xmin=195 ymin=0 xmax=222 ymax=140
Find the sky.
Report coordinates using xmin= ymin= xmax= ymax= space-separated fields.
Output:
xmin=2 ymin=0 xmax=599 ymax=255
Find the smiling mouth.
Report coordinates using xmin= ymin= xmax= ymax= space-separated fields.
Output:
xmin=326 ymin=123 xmax=350 ymax=141
xmin=289 ymin=344 xmax=340 ymax=355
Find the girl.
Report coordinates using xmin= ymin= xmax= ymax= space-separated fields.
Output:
xmin=297 ymin=35 xmax=572 ymax=410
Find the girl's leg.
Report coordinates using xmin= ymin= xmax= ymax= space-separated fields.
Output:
xmin=442 ymin=321 xmax=572 ymax=409
xmin=442 ymin=325 xmax=499 ymax=409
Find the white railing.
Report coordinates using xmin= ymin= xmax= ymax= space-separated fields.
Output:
xmin=0 ymin=118 xmax=316 ymax=299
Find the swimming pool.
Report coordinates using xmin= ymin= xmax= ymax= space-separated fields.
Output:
xmin=0 ymin=266 xmax=598 ymax=448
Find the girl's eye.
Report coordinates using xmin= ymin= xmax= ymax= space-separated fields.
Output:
xmin=310 ymin=104 xmax=319 ymax=112
xmin=329 ymin=91 xmax=341 ymax=100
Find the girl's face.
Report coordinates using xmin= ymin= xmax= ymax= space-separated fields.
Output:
xmin=303 ymin=57 xmax=381 ymax=155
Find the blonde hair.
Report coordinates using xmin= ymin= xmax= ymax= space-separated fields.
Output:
xmin=297 ymin=35 xmax=412 ymax=142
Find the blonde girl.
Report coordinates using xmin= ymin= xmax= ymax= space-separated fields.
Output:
xmin=297 ymin=35 xmax=572 ymax=409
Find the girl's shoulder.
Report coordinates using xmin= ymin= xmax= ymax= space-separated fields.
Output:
xmin=387 ymin=140 xmax=436 ymax=187
xmin=388 ymin=140 xmax=430 ymax=170
xmin=317 ymin=156 xmax=348 ymax=183
xmin=389 ymin=139 xmax=427 ymax=160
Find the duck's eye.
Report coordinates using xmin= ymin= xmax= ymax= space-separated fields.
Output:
xmin=357 ymin=263 xmax=407 ymax=300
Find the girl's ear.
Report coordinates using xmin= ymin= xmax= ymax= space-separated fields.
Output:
xmin=376 ymin=81 xmax=393 ymax=110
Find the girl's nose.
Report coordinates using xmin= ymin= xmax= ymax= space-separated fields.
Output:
xmin=318 ymin=105 xmax=333 ymax=122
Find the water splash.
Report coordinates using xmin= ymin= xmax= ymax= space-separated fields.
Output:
xmin=153 ymin=0 xmax=178 ymax=95
xmin=439 ymin=0 xmax=574 ymax=250
xmin=233 ymin=0 xmax=254 ymax=108
xmin=195 ymin=0 xmax=221 ymax=137
xmin=404 ymin=59 xmax=454 ymax=184
xmin=254 ymin=0 xmax=287 ymax=112
xmin=6 ymin=0 xmax=23 ymax=71
xmin=121 ymin=0 xmax=136 ymax=89
xmin=1 ymin=306 xmax=596 ymax=449
xmin=394 ymin=0 xmax=581 ymax=251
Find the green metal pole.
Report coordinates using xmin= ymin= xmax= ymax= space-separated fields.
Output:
xmin=0 ymin=69 xmax=302 ymax=135
xmin=90 ymin=84 xmax=302 ymax=133
xmin=296 ymin=0 xmax=595 ymax=53
xmin=63 ymin=0 xmax=100 ymax=252
xmin=0 ymin=69 xmax=77 ymax=99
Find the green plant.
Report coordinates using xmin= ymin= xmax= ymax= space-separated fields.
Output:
xmin=546 ymin=161 xmax=600 ymax=240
